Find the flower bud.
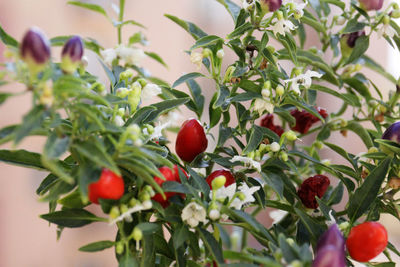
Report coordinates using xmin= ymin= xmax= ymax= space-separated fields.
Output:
xmin=132 ymin=227 xmax=143 ymax=241
xmin=116 ymin=242 xmax=124 ymax=254
xmin=109 ymin=206 xmax=120 ymax=219
xmin=260 ymin=0 xmax=282 ymax=13
xmin=142 ymin=200 xmax=153 ymax=209
xmin=340 ymin=31 xmax=366 ymax=58
xmin=276 ymin=85 xmax=284 ymax=96
xmin=382 ymin=121 xmax=400 ymax=143
xmin=209 ymin=209 xmax=220 ymax=220
xmin=20 ymin=27 xmax=51 ymax=71
xmin=358 ymin=0 xmax=383 ymax=11
xmin=216 ymin=49 xmax=224 ymax=59
xmin=261 ymin=88 xmax=271 ymax=98
xmin=211 ymin=175 xmax=227 ymax=190
xmin=391 ymin=10 xmax=400 ymax=18
xmin=286 ymin=130 xmax=297 ymax=141
xmin=61 ymin=36 xmax=84 ymax=73
xmin=270 ymin=142 xmax=280 ymax=152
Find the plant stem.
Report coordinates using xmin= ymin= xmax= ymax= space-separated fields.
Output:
xmin=118 ymin=0 xmax=126 ymax=44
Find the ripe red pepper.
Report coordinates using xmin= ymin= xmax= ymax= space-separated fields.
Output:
xmin=206 ymin=169 xmax=235 ymax=189
xmin=152 ymin=165 xmax=188 ymax=207
xmin=297 ymin=175 xmax=330 ymax=209
xmin=346 ymin=222 xmax=388 ymax=262
xmin=175 ymin=119 xmax=208 ymax=162
xmin=290 ymin=107 xmax=328 ymax=134
xmin=260 ymin=114 xmax=284 ymax=136
xmin=88 ymin=169 xmax=125 ymax=204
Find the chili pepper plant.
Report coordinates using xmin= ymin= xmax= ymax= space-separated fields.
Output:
xmin=0 ymin=0 xmax=399 ymax=266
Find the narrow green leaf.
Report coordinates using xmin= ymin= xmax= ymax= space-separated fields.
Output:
xmin=190 ymin=35 xmax=222 ymax=50
xmin=173 ymin=72 xmax=204 ymax=88
xmin=15 ymin=106 xmax=48 ymax=144
xmin=79 ymin=240 xmax=115 ymax=252
xmin=164 ymin=14 xmax=207 ymax=40
xmin=145 ymin=51 xmax=168 ymax=68
xmin=214 ymin=0 xmax=241 ymax=22
xmin=68 ymin=1 xmax=108 ymax=18
xmin=346 ymin=35 xmax=369 ymax=64
xmin=0 ymin=24 xmax=18 ymax=47
xmin=0 ymin=149 xmax=45 ymax=170
xmin=40 ymin=209 xmax=106 ymax=228
xmin=345 ymin=121 xmax=373 ymax=148
xmin=348 ymin=157 xmax=391 ymax=222
xmin=199 ymin=228 xmax=224 ymax=263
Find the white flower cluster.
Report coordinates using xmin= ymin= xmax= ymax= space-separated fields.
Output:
xmin=230 ymin=155 xmax=262 ymax=173
xmin=101 ymin=44 xmax=146 ymax=66
xmin=181 ymin=202 xmax=207 ymax=228
xmin=283 ymin=70 xmax=322 ymax=95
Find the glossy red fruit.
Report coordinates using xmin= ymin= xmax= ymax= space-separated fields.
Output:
xmin=346 ymin=222 xmax=388 ymax=262
xmin=152 ymin=165 xmax=188 ymax=208
xmin=88 ymin=169 xmax=125 ymax=204
xmin=206 ymin=169 xmax=235 ymax=189
xmin=175 ymin=119 xmax=208 ymax=162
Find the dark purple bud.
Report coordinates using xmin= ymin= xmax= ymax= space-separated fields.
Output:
xmin=61 ymin=36 xmax=84 ymax=62
xmin=382 ymin=121 xmax=400 ymax=143
xmin=358 ymin=0 xmax=384 ymax=11
xmin=312 ymin=245 xmax=346 ymax=267
xmin=20 ymin=27 xmax=51 ymax=65
xmin=260 ymin=0 xmax=282 ymax=12
xmin=345 ymin=30 xmax=366 ymax=48
xmin=316 ymin=224 xmax=345 ymax=253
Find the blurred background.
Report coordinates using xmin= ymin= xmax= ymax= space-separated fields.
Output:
xmin=0 ymin=0 xmax=398 ymax=266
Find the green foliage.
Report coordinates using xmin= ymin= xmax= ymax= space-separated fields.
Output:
xmin=0 ymin=0 xmax=399 ymax=266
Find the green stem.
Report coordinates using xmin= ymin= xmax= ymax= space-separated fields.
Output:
xmin=118 ymin=0 xmax=126 ymax=44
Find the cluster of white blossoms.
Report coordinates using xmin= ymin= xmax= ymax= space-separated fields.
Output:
xmin=283 ymin=70 xmax=322 ymax=95
xmin=101 ymin=44 xmax=146 ymax=66
xmin=230 ymin=155 xmax=262 ymax=173
xmin=181 ymin=202 xmax=207 ymax=228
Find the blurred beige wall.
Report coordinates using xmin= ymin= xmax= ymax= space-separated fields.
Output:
xmin=0 ymin=0 xmax=398 ymax=266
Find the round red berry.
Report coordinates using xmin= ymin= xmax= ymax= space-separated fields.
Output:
xmin=88 ymin=169 xmax=125 ymax=204
xmin=206 ymin=169 xmax=235 ymax=189
xmin=152 ymin=165 xmax=188 ymax=207
xmin=175 ymin=119 xmax=208 ymax=162
xmin=346 ymin=222 xmax=388 ymax=262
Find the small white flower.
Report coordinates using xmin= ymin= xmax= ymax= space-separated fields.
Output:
xmin=100 ymin=48 xmax=117 ymax=65
xmin=149 ymin=122 xmax=170 ymax=140
xmin=283 ymin=0 xmax=307 ymax=18
xmin=270 ymin=18 xmax=296 ymax=36
xmin=212 ymin=183 xmax=237 ymax=202
xmin=115 ymin=45 xmax=146 ymax=66
xmin=270 ymin=142 xmax=280 ymax=152
xmin=159 ymin=110 xmax=182 ymax=126
xmin=230 ymin=183 xmax=260 ymax=210
xmin=141 ymin=83 xmax=162 ymax=102
xmin=190 ymin=51 xmax=203 ymax=69
xmin=230 ymin=156 xmax=261 ymax=173
xmin=253 ymin=98 xmax=274 ymax=116
xmin=283 ymin=70 xmax=322 ymax=94
xmin=270 ymin=209 xmax=288 ymax=224
xmin=181 ymin=202 xmax=207 ymax=228
xmin=114 ymin=115 xmax=125 ymax=127
xmin=109 ymin=202 xmax=152 ymax=225
xmin=377 ymin=24 xmax=396 ymax=39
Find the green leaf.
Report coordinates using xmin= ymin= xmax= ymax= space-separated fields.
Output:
xmin=199 ymin=228 xmax=224 ymax=263
xmin=342 ymin=18 xmax=366 ymax=33
xmin=209 ymin=93 xmax=222 ymax=129
xmin=15 ymin=105 xmax=48 ymax=144
xmin=173 ymin=72 xmax=205 ymax=88
xmin=243 ymin=125 xmax=264 ymax=154
xmin=261 ymin=171 xmax=284 ymax=199
xmin=68 ymin=1 xmax=108 ymax=18
xmin=0 ymin=149 xmax=45 ymax=170
xmin=79 ymin=240 xmax=115 ymax=252
xmin=72 ymin=138 xmax=119 ymax=175
xmin=348 ymin=157 xmax=392 ymax=222
xmin=114 ymin=19 xmax=146 ymax=29
xmin=0 ymin=24 xmax=18 ymax=47
xmin=223 ymin=251 xmax=281 ymax=266
xmin=136 ymin=222 xmax=161 ymax=235
xmin=213 ymin=85 xmax=230 ymax=109
xmin=187 ymin=167 xmax=210 ymax=196
xmin=165 ymin=14 xmax=207 ymax=40
xmin=145 ymin=51 xmax=168 ymax=68
xmin=0 ymin=92 xmax=13 ymax=105
xmin=346 ymin=35 xmax=369 ymax=64
xmin=214 ymin=0 xmax=241 ymax=22
xmin=294 ymin=208 xmax=325 ymax=242
xmin=190 ymin=35 xmax=222 ymax=50
xmin=310 ymin=84 xmax=359 ymax=106
xmin=40 ymin=208 xmax=106 ymax=228
xmin=145 ymin=98 xmax=190 ymax=123
xmin=227 ymin=22 xmax=253 ymax=39
xmin=119 ymin=249 xmax=138 ymax=267
xmin=173 ymin=225 xmax=190 ymax=249
xmin=343 ymin=77 xmax=372 ymax=100
xmin=44 ymin=132 xmax=70 ymax=159
xmin=141 ymin=235 xmax=155 ymax=266
xmin=345 ymin=121 xmax=373 ymax=148
xmin=186 ymin=79 xmax=205 ymax=117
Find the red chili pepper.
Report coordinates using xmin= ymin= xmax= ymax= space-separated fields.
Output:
xmin=88 ymin=169 xmax=125 ymax=204
xmin=297 ymin=175 xmax=330 ymax=209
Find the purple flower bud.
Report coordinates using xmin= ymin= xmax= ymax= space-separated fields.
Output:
xmin=316 ymin=224 xmax=345 ymax=253
xmin=340 ymin=31 xmax=365 ymax=58
xmin=358 ymin=0 xmax=384 ymax=11
xmin=20 ymin=27 xmax=51 ymax=65
xmin=382 ymin=121 xmax=400 ymax=143
xmin=260 ymin=0 xmax=282 ymax=12
xmin=312 ymin=245 xmax=346 ymax=267
xmin=61 ymin=36 xmax=84 ymax=62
